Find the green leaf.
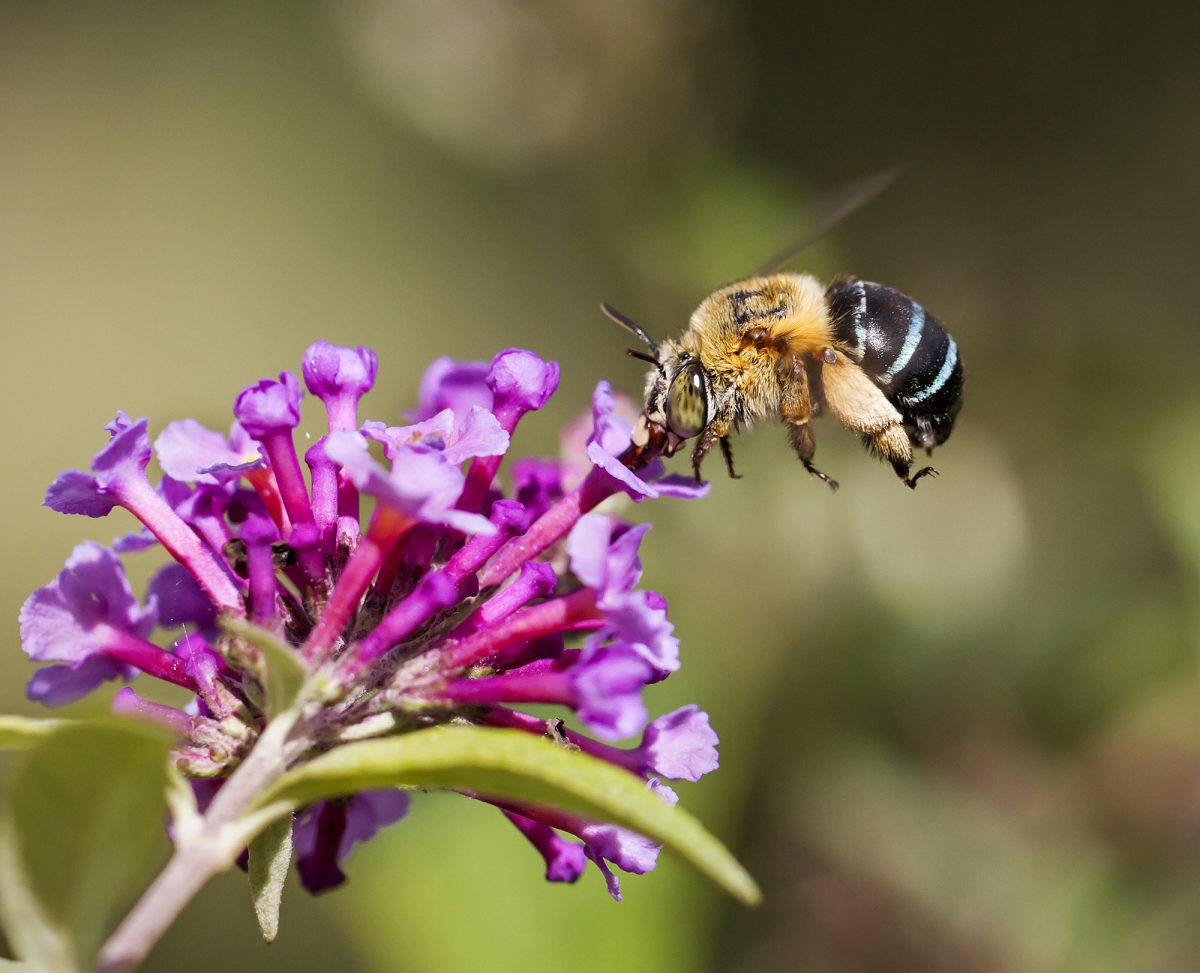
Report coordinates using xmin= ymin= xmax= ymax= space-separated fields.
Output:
xmin=254 ymin=726 xmax=761 ymax=906
xmin=0 ymin=716 xmax=69 ymax=750
xmin=0 ymin=820 xmax=74 ymax=972
xmin=223 ymin=617 xmax=307 ymax=716
xmin=248 ymin=813 xmax=293 ymax=943
xmin=2 ymin=719 xmax=174 ymax=969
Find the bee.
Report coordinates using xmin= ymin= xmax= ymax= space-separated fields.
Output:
xmin=603 ymin=271 xmax=963 ymax=490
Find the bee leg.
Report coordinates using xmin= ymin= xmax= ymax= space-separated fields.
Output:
xmin=690 ymin=429 xmax=719 ymax=482
xmin=787 ymin=422 xmax=839 ymax=492
xmin=718 ymin=436 xmax=742 ymax=479
xmin=896 ymin=461 xmax=939 ymax=490
xmin=871 ymin=427 xmax=938 ymax=489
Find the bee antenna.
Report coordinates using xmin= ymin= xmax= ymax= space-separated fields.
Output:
xmin=625 ymin=348 xmax=662 ymax=370
xmin=601 ymin=302 xmax=660 ymax=358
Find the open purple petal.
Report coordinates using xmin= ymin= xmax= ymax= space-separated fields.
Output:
xmin=579 ymin=781 xmax=676 ymax=900
xmin=92 ymin=415 xmax=153 ymax=484
xmin=338 ymin=788 xmax=411 ymax=858
xmin=565 ymin=514 xmax=613 ymax=590
xmin=326 ymin=432 xmax=495 ymax=535
xmin=26 ymin=656 xmax=135 ymax=706
xmin=113 ymin=527 xmax=158 ymax=553
xmin=44 ymin=470 xmax=117 ymax=516
xmin=294 ymin=789 xmax=410 ymax=894
xmin=156 ymin=419 xmax=263 ymax=484
xmin=571 ymin=645 xmax=653 ymax=742
xmin=583 ymin=383 xmax=658 ymax=499
xmin=596 ymin=591 xmax=680 ymax=676
xmin=639 ymin=705 xmax=719 ymax=781
xmin=645 ymin=472 xmax=711 ymax=499
xmin=364 ymin=407 xmax=507 ymax=466
xmin=146 ymin=564 xmax=218 ymax=630
xmin=20 ymin=542 xmax=154 ymax=663
xmin=443 ymin=406 xmax=509 ymax=464
xmin=362 ymin=412 xmax=455 ymax=457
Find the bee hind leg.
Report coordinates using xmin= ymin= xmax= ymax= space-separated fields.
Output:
xmin=898 ymin=461 xmax=939 ymax=489
xmin=787 ymin=422 xmax=839 ymax=492
xmin=870 ymin=426 xmax=938 ymax=490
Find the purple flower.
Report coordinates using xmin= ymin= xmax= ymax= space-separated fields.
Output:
xmin=584 ymin=382 xmax=711 ymax=502
xmin=44 ymin=413 xmax=153 ymax=517
xmin=146 ymin=564 xmax=217 ymax=630
xmin=512 ymin=458 xmax=565 ymax=521
xmin=362 ymin=405 xmax=509 ymax=467
xmin=580 ymin=780 xmax=677 ymax=900
xmin=19 ymin=542 xmax=198 ymax=704
xmin=504 ymin=811 xmax=587 ymax=883
xmin=324 ymin=432 xmax=494 ymax=536
xmin=155 ymin=420 xmax=264 ymax=484
xmin=20 ymin=542 xmax=155 ymax=664
xmin=294 ymin=789 xmax=410 ymax=893
xmin=569 ymin=645 xmax=655 ymax=741
xmin=487 ymin=349 xmax=560 ymax=426
xmin=233 ymin=372 xmax=314 ymax=531
xmin=302 ymin=341 xmax=378 ymax=433
xmin=626 ymin=705 xmax=719 ymax=782
xmin=412 ymin=357 xmax=492 ymax=421
xmin=233 ymin=372 xmax=303 ymax=438
xmin=22 ymin=339 xmax=719 ymax=906
xmin=567 ymin=514 xmax=679 ymax=675
xmin=26 ymin=656 xmax=134 ymax=707
xmin=44 ymin=417 xmax=244 ymax=614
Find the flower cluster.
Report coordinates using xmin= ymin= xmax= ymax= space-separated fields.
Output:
xmin=20 ymin=341 xmax=717 ymax=899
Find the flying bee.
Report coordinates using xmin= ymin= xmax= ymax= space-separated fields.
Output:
xmin=603 ymin=271 xmax=963 ymax=490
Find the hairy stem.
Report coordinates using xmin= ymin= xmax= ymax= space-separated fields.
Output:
xmin=95 ymin=713 xmax=302 ymax=973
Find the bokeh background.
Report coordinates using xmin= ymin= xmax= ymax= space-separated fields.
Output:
xmin=2 ymin=2 xmax=1198 ymax=971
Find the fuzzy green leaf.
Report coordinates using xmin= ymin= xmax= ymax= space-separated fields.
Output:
xmin=223 ymin=617 xmax=307 ymax=716
xmin=254 ymin=726 xmax=760 ymax=906
xmin=248 ymin=813 xmax=293 ymax=943
xmin=2 ymin=719 xmax=173 ymax=969
xmin=0 ymin=716 xmax=69 ymax=750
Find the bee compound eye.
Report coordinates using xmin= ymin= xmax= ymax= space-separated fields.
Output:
xmin=665 ymin=362 xmax=708 ymax=439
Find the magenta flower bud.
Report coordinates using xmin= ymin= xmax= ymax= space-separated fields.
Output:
xmin=412 ymin=357 xmax=492 ymax=421
xmin=487 ymin=349 xmax=560 ymax=428
xmin=302 ymin=341 xmax=378 ymax=432
xmin=503 ymin=810 xmax=586 ymax=883
xmin=234 ymin=372 xmax=313 ymax=531
xmin=233 ymin=372 xmax=303 ymax=438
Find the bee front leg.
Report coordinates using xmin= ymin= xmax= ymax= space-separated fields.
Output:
xmin=690 ymin=428 xmax=719 ymax=482
xmin=718 ymin=436 xmax=742 ymax=479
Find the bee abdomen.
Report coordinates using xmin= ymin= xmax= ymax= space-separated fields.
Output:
xmin=826 ymin=279 xmax=964 ymax=449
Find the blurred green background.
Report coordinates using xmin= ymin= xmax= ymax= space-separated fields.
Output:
xmin=2 ymin=2 xmax=1198 ymax=971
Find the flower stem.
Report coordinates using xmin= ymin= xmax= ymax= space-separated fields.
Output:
xmin=95 ymin=713 xmax=300 ymax=973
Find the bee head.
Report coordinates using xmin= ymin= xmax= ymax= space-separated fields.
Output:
xmin=601 ymin=301 xmax=711 ymax=452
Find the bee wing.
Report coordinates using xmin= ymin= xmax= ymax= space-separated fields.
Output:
xmin=758 ymin=168 xmax=903 ymax=276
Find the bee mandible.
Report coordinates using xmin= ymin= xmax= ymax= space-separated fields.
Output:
xmin=603 ymin=271 xmax=963 ymax=491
